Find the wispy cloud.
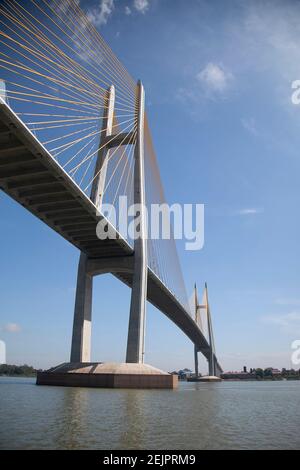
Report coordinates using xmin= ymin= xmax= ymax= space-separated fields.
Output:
xmin=241 ymin=117 xmax=259 ymax=136
xmin=2 ymin=323 xmax=21 ymax=333
xmin=261 ymin=311 xmax=300 ymax=335
xmin=242 ymin=2 xmax=300 ymax=81
xmin=177 ymin=62 xmax=234 ymax=105
xmin=236 ymin=207 xmax=264 ymax=216
xmin=197 ymin=62 xmax=234 ymax=94
xmin=50 ymin=0 xmax=80 ymax=15
xmin=82 ymin=0 xmax=149 ymax=27
xmin=133 ymin=0 xmax=149 ymax=14
xmin=227 ymin=1 xmax=300 ymax=112
xmin=176 ymin=1 xmax=300 ymax=117
xmin=86 ymin=0 xmax=114 ymax=27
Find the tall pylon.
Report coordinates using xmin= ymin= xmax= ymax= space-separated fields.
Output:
xmin=203 ymin=283 xmax=216 ymax=376
xmin=70 ymin=85 xmax=115 ymax=363
xmin=193 ymin=283 xmax=217 ymax=377
xmin=193 ymin=283 xmax=200 ymax=376
xmin=125 ymin=81 xmax=147 ymax=364
xmin=70 ymin=81 xmax=147 ymax=364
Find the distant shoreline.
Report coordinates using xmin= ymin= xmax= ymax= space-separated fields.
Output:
xmin=0 ymin=364 xmax=37 ymax=378
xmin=221 ymin=377 xmax=300 ymax=381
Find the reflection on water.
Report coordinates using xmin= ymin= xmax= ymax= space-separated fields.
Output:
xmin=55 ymin=388 xmax=90 ymax=449
xmin=1 ymin=377 xmax=300 ymax=449
xmin=118 ymin=390 xmax=148 ymax=449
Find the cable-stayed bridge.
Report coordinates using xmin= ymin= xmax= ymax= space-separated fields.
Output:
xmin=0 ymin=0 xmax=222 ymax=381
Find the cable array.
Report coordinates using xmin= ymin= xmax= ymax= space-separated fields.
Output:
xmin=0 ymin=0 xmax=136 ymax=199
xmin=144 ymin=115 xmax=191 ymax=313
xmin=0 ymin=0 xmax=191 ymax=313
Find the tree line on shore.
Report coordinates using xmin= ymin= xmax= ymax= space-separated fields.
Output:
xmin=221 ymin=367 xmax=300 ymax=380
xmin=255 ymin=368 xmax=300 ymax=379
xmin=0 ymin=364 xmax=39 ymax=376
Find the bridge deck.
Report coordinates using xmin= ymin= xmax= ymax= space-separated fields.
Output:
xmin=0 ymin=100 xmax=221 ymax=370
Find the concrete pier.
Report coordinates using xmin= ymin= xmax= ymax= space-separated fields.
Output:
xmin=37 ymin=362 xmax=177 ymax=389
xmin=187 ymin=375 xmax=222 ymax=382
xmin=196 ymin=375 xmax=222 ymax=382
xmin=70 ymin=253 xmax=93 ymax=363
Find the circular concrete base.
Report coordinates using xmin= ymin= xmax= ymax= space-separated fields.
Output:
xmin=198 ymin=375 xmax=222 ymax=382
xmin=46 ymin=362 xmax=169 ymax=375
xmin=37 ymin=362 xmax=178 ymax=389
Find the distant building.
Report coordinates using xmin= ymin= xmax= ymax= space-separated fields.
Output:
xmin=176 ymin=368 xmax=193 ymax=380
xmin=221 ymin=369 xmax=255 ymax=380
xmin=270 ymin=368 xmax=281 ymax=376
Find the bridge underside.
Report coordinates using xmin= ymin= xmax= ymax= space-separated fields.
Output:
xmin=0 ymin=100 xmax=222 ymax=373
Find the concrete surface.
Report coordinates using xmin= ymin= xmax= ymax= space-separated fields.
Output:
xmin=36 ymin=362 xmax=178 ymax=389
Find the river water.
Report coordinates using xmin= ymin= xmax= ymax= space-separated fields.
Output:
xmin=0 ymin=377 xmax=299 ymax=449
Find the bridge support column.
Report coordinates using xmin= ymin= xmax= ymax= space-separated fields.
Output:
xmin=206 ymin=283 xmax=216 ymax=376
xmin=90 ymin=85 xmax=115 ymax=206
xmin=70 ymin=86 xmax=115 ymax=363
xmin=193 ymin=284 xmax=200 ymax=377
xmin=70 ymin=253 xmax=93 ymax=362
xmin=194 ymin=346 xmax=199 ymax=377
xmin=126 ymin=81 xmax=148 ymax=364
xmin=208 ymin=354 xmax=216 ymax=377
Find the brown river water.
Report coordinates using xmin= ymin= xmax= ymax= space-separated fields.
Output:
xmin=0 ymin=377 xmax=299 ymax=449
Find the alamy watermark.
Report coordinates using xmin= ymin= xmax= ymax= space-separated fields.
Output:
xmin=96 ymin=197 xmax=204 ymax=251
xmin=291 ymin=80 xmax=300 ymax=104
xmin=0 ymin=340 xmax=6 ymax=365
xmin=291 ymin=340 xmax=300 ymax=366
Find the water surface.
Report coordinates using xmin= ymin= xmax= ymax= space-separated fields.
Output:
xmin=1 ymin=377 xmax=299 ymax=449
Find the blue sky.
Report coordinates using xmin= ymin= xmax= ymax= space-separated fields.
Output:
xmin=1 ymin=0 xmax=300 ymax=372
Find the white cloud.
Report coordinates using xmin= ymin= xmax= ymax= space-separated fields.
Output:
xmin=3 ymin=323 xmax=21 ymax=333
xmin=87 ymin=0 xmax=114 ymax=26
xmin=261 ymin=312 xmax=300 ymax=335
xmin=133 ymin=0 xmax=149 ymax=14
xmin=197 ymin=62 xmax=233 ymax=93
xmin=236 ymin=207 xmax=264 ymax=216
xmin=125 ymin=6 xmax=131 ymax=15
xmin=242 ymin=2 xmax=300 ymax=81
xmin=226 ymin=2 xmax=300 ymax=110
